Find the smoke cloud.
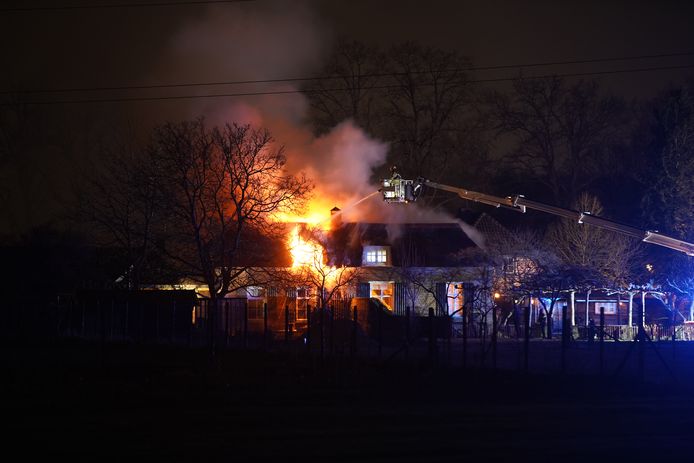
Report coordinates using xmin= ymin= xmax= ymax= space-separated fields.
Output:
xmin=156 ymin=1 xmax=480 ymax=246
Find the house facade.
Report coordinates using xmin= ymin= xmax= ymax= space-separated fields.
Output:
xmin=199 ymin=221 xmax=482 ymax=335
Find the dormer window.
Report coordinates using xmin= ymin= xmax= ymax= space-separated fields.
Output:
xmin=363 ymin=245 xmax=391 ymax=266
xmin=366 ymin=249 xmax=387 ymax=263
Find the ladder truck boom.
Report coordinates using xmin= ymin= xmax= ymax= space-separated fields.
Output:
xmin=380 ymin=172 xmax=694 ymax=257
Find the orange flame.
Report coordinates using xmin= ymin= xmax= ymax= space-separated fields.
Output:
xmin=288 ymin=225 xmax=324 ymax=269
xmin=272 ymin=195 xmax=338 ymax=230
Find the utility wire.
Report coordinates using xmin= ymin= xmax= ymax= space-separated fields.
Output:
xmin=0 ymin=0 xmax=254 ymax=13
xmin=4 ymin=51 xmax=694 ymax=95
xmin=6 ymin=62 xmax=694 ymax=106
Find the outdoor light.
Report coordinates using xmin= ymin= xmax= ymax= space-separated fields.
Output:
xmin=494 ymin=292 xmax=501 ymax=299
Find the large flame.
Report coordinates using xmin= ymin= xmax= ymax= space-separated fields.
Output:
xmin=273 ymin=196 xmax=337 ymax=229
xmin=278 ymin=196 xmax=350 ymax=292
xmin=288 ymin=225 xmax=324 ymax=269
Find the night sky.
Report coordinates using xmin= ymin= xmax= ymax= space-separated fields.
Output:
xmin=2 ymin=0 xmax=694 ymax=235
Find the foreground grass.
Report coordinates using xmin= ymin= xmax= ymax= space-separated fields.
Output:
xmin=2 ymin=339 xmax=693 ymax=461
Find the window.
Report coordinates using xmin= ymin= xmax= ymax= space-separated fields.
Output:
xmin=366 ymin=249 xmax=387 ymax=263
xmin=447 ymin=283 xmax=464 ymax=317
xmin=370 ymin=281 xmax=394 ymax=310
xmin=247 ymin=286 xmax=264 ymax=298
xmin=363 ymin=246 xmax=390 ymax=266
xmin=594 ymin=302 xmax=617 ymax=315
xmin=296 ymin=287 xmax=311 ymax=320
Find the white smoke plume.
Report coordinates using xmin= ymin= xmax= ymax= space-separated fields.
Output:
xmin=156 ymin=1 xmax=481 ymax=246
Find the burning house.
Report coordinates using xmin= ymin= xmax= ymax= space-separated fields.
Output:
xmin=213 ymin=213 xmax=483 ymax=338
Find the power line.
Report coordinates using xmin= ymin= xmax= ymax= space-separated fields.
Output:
xmin=0 ymin=0 xmax=254 ymax=13
xmin=4 ymin=51 xmax=694 ymax=95
xmin=6 ymin=62 xmax=694 ymax=106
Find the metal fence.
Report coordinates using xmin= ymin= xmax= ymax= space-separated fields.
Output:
xmin=7 ymin=293 xmax=694 ymax=385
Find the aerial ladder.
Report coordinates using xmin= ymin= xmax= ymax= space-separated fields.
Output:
xmin=380 ymin=168 xmax=694 ymax=257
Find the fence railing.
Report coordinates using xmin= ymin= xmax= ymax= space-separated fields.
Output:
xmin=8 ymin=294 xmax=694 ymax=385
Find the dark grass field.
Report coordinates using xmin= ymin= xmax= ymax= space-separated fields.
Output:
xmin=3 ymin=339 xmax=694 ymax=462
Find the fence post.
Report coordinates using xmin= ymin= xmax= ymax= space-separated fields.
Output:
xmin=492 ymin=303 xmax=498 ymax=371
xmin=638 ymin=304 xmax=645 ymax=383
xmin=405 ymin=306 xmax=411 ymax=361
xmin=155 ymin=301 xmax=160 ymax=344
xmin=209 ymin=299 xmax=216 ymax=357
xmin=124 ymin=300 xmax=129 ymax=342
xmin=188 ymin=302 xmax=193 ymax=348
xmin=462 ymin=304 xmax=467 ymax=369
xmin=110 ymin=299 xmax=115 ymax=341
xmin=263 ymin=302 xmax=268 ymax=351
xmin=306 ymin=304 xmax=312 ymax=354
xmin=329 ymin=306 xmax=335 ymax=356
xmin=320 ymin=306 xmax=325 ymax=360
xmin=98 ymin=299 xmax=105 ymax=367
xmin=599 ymin=306 xmax=605 ymax=376
xmin=243 ymin=300 xmax=248 ymax=349
xmin=524 ymin=302 xmax=530 ymax=373
xmin=351 ymin=306 xmax=358 ymax=357
xmin=285 ymin=305 xmax=290 ymax=346
xmin=138 ymin=301 xmax=144 ymax=344
xmin=428 ymin=307 xmax=435 ymax=363
xmin=671 ymin=299 xmax=677 ymax=360
xmin=377 ymin=304 xmax=383 ymax=358
xmin=561 ymin=298 xmax=568 ymax=375
xmin=172 ymin=300 xmax=177 ymax=345
xmin=224 ymin=300 xmax=229 ymax=349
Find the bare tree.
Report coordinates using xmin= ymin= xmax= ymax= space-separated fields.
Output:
xmin=150 ymin=119 xmax=312 ymax=301
xmin=304 ymin=39 xmax=383 ymax=135
xmin=547 ymin=192 xmax=642 ymax=288
xmin=383 ymin=42 xmax=474 ymax=181
xmin=642 ymin=82 xmax=694 ymax=241
xmin=489 ymin=77 xmax=627 ymax=203
xmin=640 ymin=83 xmax=694 ymax=316
xmin=75 ymin=131 xmax=160 ymax=289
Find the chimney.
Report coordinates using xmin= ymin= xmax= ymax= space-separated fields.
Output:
xmin=330 ymin=206 xmax=342 ymax=228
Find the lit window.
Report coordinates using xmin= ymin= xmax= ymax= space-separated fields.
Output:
xmin=364 ymin=246 xmax=389 ymax=265
xmin=447 ymin=283 xmax=464 ymax=317
xmin=370 ymin=281 xmax=394 ymax=310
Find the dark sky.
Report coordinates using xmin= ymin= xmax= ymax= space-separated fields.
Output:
xmin=1 ymin=0 xmax=693 ymax=236
xmin=316 ymin=0 xmax=694 ymax=97
xmin=3 ymin=0 xmax=693 ymax=97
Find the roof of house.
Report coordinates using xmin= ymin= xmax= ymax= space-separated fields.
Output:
xmin=473 ymin=213 xmax=517 ymax=249
xmin=328 ymin=222 xmax=479 ymax=267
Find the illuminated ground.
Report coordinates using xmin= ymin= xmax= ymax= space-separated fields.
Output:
xmin=3 ymin=340 xmax=693 ymax=461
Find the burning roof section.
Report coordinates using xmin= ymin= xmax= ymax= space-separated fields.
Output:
xmin=233 ymin=220 xmax=480 ymax=269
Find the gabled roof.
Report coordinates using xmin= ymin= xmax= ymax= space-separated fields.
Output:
xmin=329 ymin=222 xmax=478 ymax=267
xmin=473 ymin=213 xmax=516 ymax=249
